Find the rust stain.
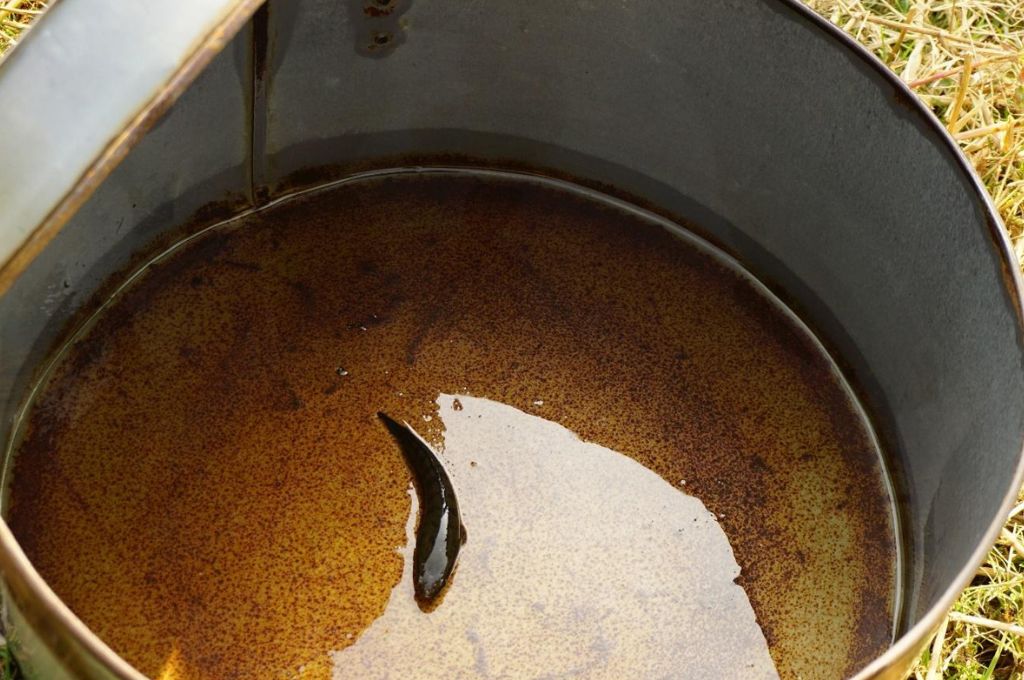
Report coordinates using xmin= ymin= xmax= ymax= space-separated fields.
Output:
xmin=7 ymin=173 xmax=896 ymax=680
xmin=349 ymin=0 xmax=411 ymax=58
xmin=363 ymin=0 xmax=398 ymax=17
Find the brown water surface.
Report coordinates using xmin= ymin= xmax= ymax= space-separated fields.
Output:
xmin=6 ymin=171 xmax=896 ymax=679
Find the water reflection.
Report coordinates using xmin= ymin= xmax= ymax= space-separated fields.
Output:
xmin=332 ymin=394 xmax=778 ymax=678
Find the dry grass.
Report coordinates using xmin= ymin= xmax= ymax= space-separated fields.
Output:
xmin=807 ymin=0 xmax=1024 ymax=282
xmin=0 ymin=0 xmax=46 ymax=55
xmin=1 ymin=1 xmax=1024 ymax=679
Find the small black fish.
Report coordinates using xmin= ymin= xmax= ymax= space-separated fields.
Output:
xmin=378 ymin=412 xmax=465 ymax=608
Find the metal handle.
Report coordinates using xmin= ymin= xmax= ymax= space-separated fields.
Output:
xmin=0 ymin=0 xmax=263 ymax=295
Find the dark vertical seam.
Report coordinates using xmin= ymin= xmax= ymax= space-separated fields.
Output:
xmin=249 ymin=2 xmax=270 ymax=205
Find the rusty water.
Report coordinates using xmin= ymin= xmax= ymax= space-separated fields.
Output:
xmin=2 ymin=169 xmax=901 ymax=679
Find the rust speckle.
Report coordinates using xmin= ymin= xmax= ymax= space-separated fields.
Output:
xmin=7 ymin=172 xmax=896 ymax=680
xmin=350 ymin=0 xmax=411 ymax=58
xmin=363 ymin=0 xmax=397 ymax=17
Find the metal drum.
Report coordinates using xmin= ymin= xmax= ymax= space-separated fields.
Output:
xmin=0 ymin=1 xmax=1021 ymax=678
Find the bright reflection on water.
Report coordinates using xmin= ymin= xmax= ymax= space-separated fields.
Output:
xmin=332 ymin=394 xmax=778 ymax=679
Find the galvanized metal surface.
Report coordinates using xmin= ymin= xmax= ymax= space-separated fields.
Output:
xmin=0 ymin=0 xmax=261 ymax=295
xmin=0 ymin=0 xmax=1021 ymax=677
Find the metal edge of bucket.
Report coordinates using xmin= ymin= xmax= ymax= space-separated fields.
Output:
xmin=0 ymin=521 xmax=145 ymax=680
